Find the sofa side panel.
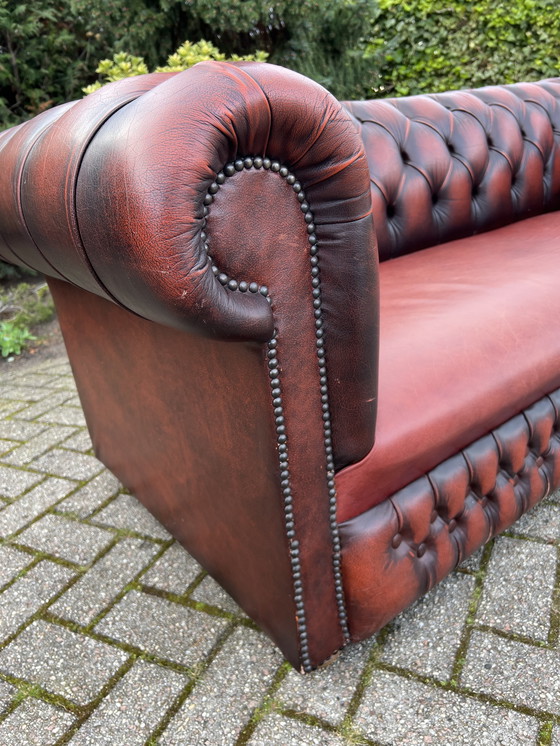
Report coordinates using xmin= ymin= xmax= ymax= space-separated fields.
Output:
xmin=48 ymin=277 xmax=306 ymax=666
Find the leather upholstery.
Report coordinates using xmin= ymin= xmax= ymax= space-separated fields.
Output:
xmin=343 ymin=79 xmax=560 ymax=260
xmin=340 ymin=389 xmax=560 ymax=641
xmin=48 ymin=277 xmax=322 ymax=669
xmin=0 ymin=74 xmax=172 ymax=283
xmin=336 ymin=211 xmax=560 ymax=521
xmin=2 ymin=65 xmax=560 ymax=668
xmin=0 ymin=60 xmax=378 ymax=470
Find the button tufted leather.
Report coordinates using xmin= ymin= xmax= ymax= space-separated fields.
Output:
xmin=343 ymin=79 xmax=560 ymax=261
xmin=340 ymin=388 xmax=560 ymax=641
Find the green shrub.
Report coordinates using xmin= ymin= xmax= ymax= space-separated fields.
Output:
xmin=0 ymin=0 xmax=198 ymax=127
xmin=0 ymin=321 xmax=35 ymax=358
xmin=176 ymin=0 xmax=378 ymax=99
xmin=367 ymin=0 xmax=560 ymax=97
xmin=0 ymin=0 xmax=377 ymax=128
xmin=83 ymin=40 xmax=268 ymax=94
xmin=0 ymin=282 xmax=54 ymax=358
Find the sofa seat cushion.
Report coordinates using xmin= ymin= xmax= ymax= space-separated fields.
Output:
xmin=336 ymin=211 xmax=560 ymax=522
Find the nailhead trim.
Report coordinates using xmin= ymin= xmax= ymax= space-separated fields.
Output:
xmin=202 ymin=156 xmax=349 ymax=669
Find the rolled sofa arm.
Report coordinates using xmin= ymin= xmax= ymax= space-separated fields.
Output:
xmin=0 ymin=60 xmax=378 ymax=467
xmin=0 ymin=62 xmax=379 ymax=668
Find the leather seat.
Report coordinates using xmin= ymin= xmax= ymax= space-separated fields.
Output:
xmin=336 ymin=211 xmax=560 ymax=521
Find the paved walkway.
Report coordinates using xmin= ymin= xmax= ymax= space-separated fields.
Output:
xmin=0 ymin=346 xmax=559 ymax=746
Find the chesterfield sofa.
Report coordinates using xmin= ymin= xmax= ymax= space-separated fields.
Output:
xmin=1 ymin=62 xmax=560 ymax=672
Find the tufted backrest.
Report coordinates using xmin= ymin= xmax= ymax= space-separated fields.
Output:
xmin=343 ymin=79 xmax=560 ymax=261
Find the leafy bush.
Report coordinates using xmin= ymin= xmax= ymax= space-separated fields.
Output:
xmin=83 ymin=40 xmax=268 ymax=94
xmin=367 ymin=0 xmax=560 ymax=97
xmin=7 ymin=0 xmax=560 ymax=133
xmin=4 ymin=283 xmax=55 ymax=328
xmin=0 ymin=0 xmax=377 ymax=127
xmin=0 ymin=282 xmax=54 ymax=358
xmin=83 ymin=0 xmax=380 ymax=101
xmin=0 ymin=0 xmax=131 ymax=126
xmin=0 ymin=0 xmax=197 ymax=126
xmin=0 ymin=321 xmax=35 ymax=358
xmin=176 ymin=0 xmax=378 ymax=99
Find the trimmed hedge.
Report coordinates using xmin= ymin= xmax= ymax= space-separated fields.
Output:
xmin=367 ymin=0 xmax=560 ymax=97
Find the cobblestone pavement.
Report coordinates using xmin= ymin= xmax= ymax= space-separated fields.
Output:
xmin=0 ymin=349 xmax=559 ymax=746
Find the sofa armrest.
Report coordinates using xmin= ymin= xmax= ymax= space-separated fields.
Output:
xmin=0 ymin=61 xmax=379 ymax=669
xmin=0 ymin=60 xmax=378 ymax=468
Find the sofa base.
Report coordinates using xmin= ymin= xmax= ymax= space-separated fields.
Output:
xmin=340 ymin=389 xmax=560 ymax=641
xmin=47 ymin=277 xmax=349 ymax=671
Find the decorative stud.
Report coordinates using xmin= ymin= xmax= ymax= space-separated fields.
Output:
xmin=201 ymin=155 xmax=350 ymax=664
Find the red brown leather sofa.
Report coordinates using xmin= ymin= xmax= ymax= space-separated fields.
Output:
xmin=1 ymin=61 xmax=560 ymax=672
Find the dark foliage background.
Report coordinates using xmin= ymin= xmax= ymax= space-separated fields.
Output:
xmin=3 ymin=0 xmax=560 ymax=127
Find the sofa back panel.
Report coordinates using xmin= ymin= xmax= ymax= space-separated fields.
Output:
xmin=343 ymin=79 xmax=560 ymax=261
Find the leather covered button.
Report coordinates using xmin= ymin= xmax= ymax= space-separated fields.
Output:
xmin=479 ymin=496 xmax=488 ymax=507
xmin=417 ymin=542 xmax=426 ymax=558
xmin=391 ymin=533 xmax=402 ymax=549
xmin=535 ymin=456 xmax=544 ymax=467
xmin=448 ymin=518 xmax=457 ymax=532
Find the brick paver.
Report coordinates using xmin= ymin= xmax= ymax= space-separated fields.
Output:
xmin=461 ymin=631 xmax=560 ymax=714
xmin=476 ymin=536 xmax=556 ymax=640
xmin=141 ymin=543 xmax=201 ymax=594
xmin=50 ymin=538 xmax=159 ymax=625
xmin=0 ymin=698 xmax=75 ymax=745
xmin=0 ymin=562 xmax=73 ymax=642
xmin=15 ymin=514 xmax=113 ymax=565
xmin=0 ymin=546 xmax=32 ymax=587
xmin=355 ymin=670 xmax=540 ymax=745
xmin=67 ymin=660 xmax=186 ymax=745
xmin=0 ymin=681 xmax=14 ymax=712
xmin=1 ymin=346 xmax=559 ymax=745
xmin=0 ymin=621 xmax=128 ymax=705
xmin=160 ymin=627 xmax=282 ymax=745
